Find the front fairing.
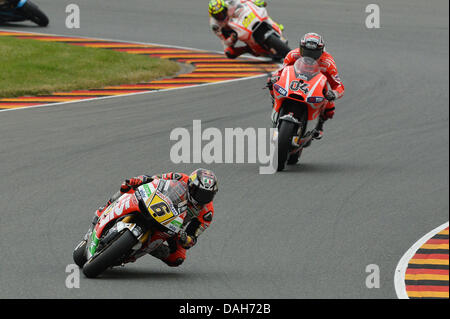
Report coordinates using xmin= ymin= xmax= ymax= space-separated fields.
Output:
xmin=136 ymin=179 xmax=187 ymax=236
xmin=86 ymin=192 xmax=141 ymax=258
xmin=228 ymin=2 xmax=270 ymax=44
xmin=273 ymin=64 xmax=328 ymax=133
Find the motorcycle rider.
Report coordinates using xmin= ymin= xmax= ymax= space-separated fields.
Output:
xmin=268 ymin=32 xmax=345 ymax=139
xmin=95 ymin=168 xmax=218 ymax=267
xmin=209 ymin=0 xmax=281 ymax=59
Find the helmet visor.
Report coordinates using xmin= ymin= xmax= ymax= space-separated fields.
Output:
xmin=212 ymin=11 xmax=227 ymax=21
xmin=300 ymin=47 xmax=323 ymax=60
xmin=190 ymin=185 xmax=216 ymax=205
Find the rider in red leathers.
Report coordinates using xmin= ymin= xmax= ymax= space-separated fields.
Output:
xmin=268 ymin=32 xmax=345 ymax=138
xmin=96 ymin=168 xmax=218 ymax=267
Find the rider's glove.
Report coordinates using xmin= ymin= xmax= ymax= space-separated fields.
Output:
xmin=120 ymin=176 xmax=146 ymax=193
xmin=325 ymin=90 xmax=337 ymax=101
xmin=266 ymin=76 xmax=274 ymax=90
xmin=225 ymin=33 xmax=238 ymax=46
xmin=254 ymin=0 xmax=267 ymax=7
xmin=179 ymin=231 xmax=196 ymax=249
xmin=266 ymin=75 xmax=279 ymax=89
xmin=322 ymin=107 xmax=335 ymax=120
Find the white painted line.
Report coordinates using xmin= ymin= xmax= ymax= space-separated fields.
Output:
xmin=0 ymin=29 xmax=278 ymax=113
xmin=394 ymin=221 xmax=449 ymax=299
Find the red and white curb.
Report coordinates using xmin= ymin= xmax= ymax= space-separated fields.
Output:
xmin=0 ymin=29 xmax=278 ymax=112
xmin=394 ymin=221 xmax=449 ymax=299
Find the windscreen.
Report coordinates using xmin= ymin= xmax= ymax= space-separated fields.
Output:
xmin=294 ymin=56 xmax=320 ymax=78
xmin=158 ymin=180 xmax=188 ymax=214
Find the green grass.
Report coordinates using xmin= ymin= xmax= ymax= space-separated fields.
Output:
xmin=0 ymin=37 xmax=180 ymax=98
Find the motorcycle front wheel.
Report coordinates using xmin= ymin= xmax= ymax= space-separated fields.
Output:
xmin=73 ymin=240 xmax=88 ymax=268
xmin=82 ymin=229 xmax=137 ymax=278
xmin=277 ymin=120 xmax=297 ymax=171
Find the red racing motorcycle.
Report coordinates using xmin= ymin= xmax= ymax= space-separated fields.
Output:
xmin=73 ymin=178 xmax=188 ymax=278
xmin=271 ymin=57 xmax=331 ymax=171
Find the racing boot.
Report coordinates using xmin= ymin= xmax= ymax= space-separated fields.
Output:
xmin=312 ymin=117 xmax=325 ymax=140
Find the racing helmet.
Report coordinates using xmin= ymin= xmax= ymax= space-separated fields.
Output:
xmin=299 ymin=32 xmax=325 ymax=60
xmin=187 ymin=168 xmax=218 ymax=206
xmin=208 ymin=0 xmax=228 ymax=21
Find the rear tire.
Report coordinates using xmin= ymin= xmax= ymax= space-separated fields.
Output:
xmin=82 ymin=230 xmax=137 ymax=278
xmin=277 ymin=120 xmax=296 ymax=171
xmin=265 ymin=34 xmax=291 ymax=60
xmin=20 ymin=1 xmax=49 ymax=27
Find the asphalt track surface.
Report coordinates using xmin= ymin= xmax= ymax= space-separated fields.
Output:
xmin=0 ymin=0 xmax=448 ymax=298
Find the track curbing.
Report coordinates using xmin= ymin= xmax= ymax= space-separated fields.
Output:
xmin=0 ymin=29 xmax=278 ymax=111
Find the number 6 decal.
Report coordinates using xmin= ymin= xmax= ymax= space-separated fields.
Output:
xmin=150 ymin=202 xmax=170 ymax=218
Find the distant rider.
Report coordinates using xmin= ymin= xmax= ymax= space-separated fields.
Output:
xmin=209 ymin=0 xmax=281 ymax=59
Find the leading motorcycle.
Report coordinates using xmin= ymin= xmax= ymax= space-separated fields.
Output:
xmin=271 ymin=57 xmax=330 ymax=171
xmin=0 ymin=0 xmax=49 ymax=26
xmin=73 ymin=178 xmax=189 ymax=278
xmin=227 ymin=0 xmax=290 ymax=61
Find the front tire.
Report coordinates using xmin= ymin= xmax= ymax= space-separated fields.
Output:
xmin=277 ymin=120 xmax=296 ymax=171
xmin=20 ymin=1 xmax=49 ymax=27
xmin=73 ymin=240 xmax=88 ymax=268
xmin=264 ymin=34 xmax=291 ymax=60
xmin=82 ymin=230 xmax=137 ymax=278
xmin=287 ymin=149 xmax=302 ymax=165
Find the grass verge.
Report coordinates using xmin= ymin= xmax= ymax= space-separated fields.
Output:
xmin=0 ymin=36 xmax=180 ymax=98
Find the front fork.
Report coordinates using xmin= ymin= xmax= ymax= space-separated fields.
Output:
xmin=85 ymin=215 xmax=150 ymax=260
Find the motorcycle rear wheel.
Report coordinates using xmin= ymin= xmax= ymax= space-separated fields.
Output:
xmin=82 ymin=229 xmax=137 ymax=278
xmin=20 ymin=1 xmax=49 ymax=26
xmin=265 ymin=34 xmax=290 ymax=60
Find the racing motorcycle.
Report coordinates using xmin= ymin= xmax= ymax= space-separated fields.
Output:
xmin=0 ymin=0 xmax=49 ymax=26
xmin=271 ymin=57 xmax=330 ymax=171
xmin=73 ymin=178 xmax=189 ymax=278
xmin=227 ymin=0 xmax=290 ymax=61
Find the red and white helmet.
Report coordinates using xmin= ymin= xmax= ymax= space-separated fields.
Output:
xmin=187 ymin=168 xmax=218 ymax=206
xmin=299 ymin=32 xmax=325 ymax=60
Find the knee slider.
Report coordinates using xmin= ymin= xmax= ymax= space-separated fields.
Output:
xmin=166 ymin=257 xmax=184 ymax=267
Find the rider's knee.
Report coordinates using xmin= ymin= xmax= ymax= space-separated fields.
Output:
xmin=224 ymin=47 xmax=238 ymax=59
xmin=165 ymin=257 xmax=184 ymax=267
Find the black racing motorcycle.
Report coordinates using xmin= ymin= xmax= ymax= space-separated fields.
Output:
xmin=0 ymin=0 xmax=49 ymax=27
